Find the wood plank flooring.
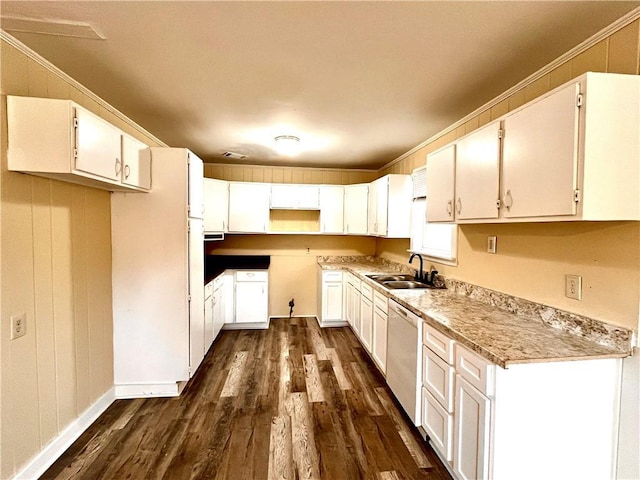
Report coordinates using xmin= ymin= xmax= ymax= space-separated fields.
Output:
xmin=41 ymin=318 xmax=452 ymax=480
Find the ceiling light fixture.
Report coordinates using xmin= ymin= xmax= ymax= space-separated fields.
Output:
xmin=274 ymin=135 xmax=300 ymax=156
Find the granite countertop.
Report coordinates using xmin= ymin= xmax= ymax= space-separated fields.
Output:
xmin=318 ymin=258 xmax=632 ymax=368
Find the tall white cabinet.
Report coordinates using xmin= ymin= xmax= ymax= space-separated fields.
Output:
xmin=111 ymin=148 xmax=205 ymax=398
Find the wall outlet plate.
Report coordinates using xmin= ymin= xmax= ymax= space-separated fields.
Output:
xmin=487 ymin=236 xmax=497 ymax=254
xmin=11 ymin=313 xmax=27 ymax=339
xmin=565 ymin=274 xmax=582 ymax=300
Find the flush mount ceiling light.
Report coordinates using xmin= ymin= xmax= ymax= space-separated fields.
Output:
xmin=274 ymin=135 xmax=300 ymax=157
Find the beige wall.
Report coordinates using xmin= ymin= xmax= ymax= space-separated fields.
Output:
xmin=206 ymin=235 xmax=376 ymax=317
xmin=0 ymin=39 xmax=163 ymax=478
xmin=376 ymin=19 xmax=640 ymax=332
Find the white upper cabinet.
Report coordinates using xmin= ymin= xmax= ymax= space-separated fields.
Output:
xmin=502 ymin=72 xmax=640 ymax=221
xmin=319 ymin=185 xmax=344 ymax=234
xmin=121 ymin=135 xmax=152 ymax=190
xmin=228 ymin=182 xmax=271 ymax=232
xmin=426 ymin=144 xmax=456 ymax=222
xmin=187 ymin=152 xmax=204 ymax=219
xmin=270 ymin=184 xmax=320 ymax=209
xmin=502 ymin=82 xmax=580 ymax=219
xmin=7 ymin=96 xmax=151 ymax=192
xmin=344 ymin=183 xmax=369 ymax=235
xmin=368 ymin=175 xmax=412 ymax=237
xmin=455 ymin=121 xmax=501 ymax=221
xmin=203 ymin=178 xmax=229 ymax=232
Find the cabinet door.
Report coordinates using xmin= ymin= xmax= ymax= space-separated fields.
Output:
xmin=376 ymin=178 xmax=389 ymax=236
xmin=204 ymin=178 xmax=229 ymax=232
xmin=297 ymin=185 xmax=320 ymax=209
xmin=344 ymin=184 xmax=369 ymax=234
xmin=426 ymin=144 xmax=456 ymax=222
xmin=353 ymin=289 xmax=361 ymax=335
xmin=455 ymin=122 xmax=501 ymax=220
xmin=323 ymin=281 xmax=344 ymax=321
xmin=367 ymin=179 xmax=379 ymax=234
xmin=422 ymin=388 xmax=454 ymax=462
xmin=204 ymin=292 xmax=214 ymax=352
xmin=212 ymin=286 xmax=224 ymax=340
xmin=345 ymin=281 xmax=354 ymax=327
xmin=320 ymin=186 xmax=344 ymax=233
xmin=121 ymin=135 xmax=151 ymax=190
xmin=502 ymin=82 xmax=580 ymax=218
xmin=372 ymin=308 xmax=388 ymax=373
xmin=270 ymin=184 xmax=299 ymax=208
xmin=228 ymin=183 xmax=270 ymax=232
xmin=187 ymin=152 xmax=204 ymax=219
xmin=360 ymin=295 xmax=373 ymax=352
xmin=74 ymin=107 xmax=122 ymax=181
xmin=235 ymin=281 xmax=268 ymax=323
xmin=453 ymin=375 xmax=491 ymax=480
xmin=188 ymin=218 xmax=205 ymax=376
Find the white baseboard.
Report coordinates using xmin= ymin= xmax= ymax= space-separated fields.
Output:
xmin=114 ymin=383 xmax=181 ymax=399
xmin=13 ymin=387 xmax=115 ymax=480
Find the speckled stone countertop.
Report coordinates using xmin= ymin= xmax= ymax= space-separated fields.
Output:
xmin=318 ymin=256 xmax=634 ymax=368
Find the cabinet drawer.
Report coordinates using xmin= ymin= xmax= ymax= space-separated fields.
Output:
xmin=373 ymin=290 xmax=388 ymax=312
xmin=349 ymin=275 xmax=361 ymax=290
xmin=360 ymin=282 xmax=373 ymax=300
xmin=236 ymin=270 xmax=268 ymax=282
xmin=455 ymin=344 xmax=495 ymax=396
xmin=423 ymin=323 xmax=455 ymax=365
xmin=323 ymin=270 xmax=343 ymax=282
xmin=422 ymin=387 xmax=453 ymax=462
xmin=423 ymin=346 xmax=455 ymax=412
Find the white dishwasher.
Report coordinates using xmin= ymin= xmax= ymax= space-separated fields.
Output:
xmin=387 ymin=300 xmax=423 ymax=426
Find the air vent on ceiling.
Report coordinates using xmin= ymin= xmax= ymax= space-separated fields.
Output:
xmin=222 ymin=151 xmax=247 ymax=160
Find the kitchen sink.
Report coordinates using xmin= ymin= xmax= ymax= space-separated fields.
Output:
xmin=366 ymin=274 xmax=445 ymax=290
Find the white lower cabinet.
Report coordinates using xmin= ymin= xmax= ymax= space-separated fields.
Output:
xmin=204 ymin=281 xmax=214 ymax=351
xmin=318 ymin=270 xmax=344 ymax=325
xmin=453 ymin=375 xmax=491 ymax=480
xmin=234 ymin=271 xmax=268 ymax=324
xmin=212 ymin=275 xmax=225 ymax=340
xmin=359 ymin=284 xmax=374 ymax=352
xmin=422 ymin=325 xmax=623 ymax=480
xmin=372 ymin=290 xmax=388 ymax=374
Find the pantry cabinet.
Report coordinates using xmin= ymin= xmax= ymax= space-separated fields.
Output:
xmin=344 ymin=183 xmax=369 ymax=234
xmin=204 ymin=178 xmax=229 ymax=232
xmin=228 ymin=182 xmax=270 ymax=232
xmin=7 ymin=96 xmax=151 ymax=192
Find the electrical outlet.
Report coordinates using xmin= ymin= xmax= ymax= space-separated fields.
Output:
xmin=11 ymin=313 xmax=27 ymax=340
xmin=487 ymin=236 xmax=497 ymax=254
xmin=565 ymin=274 xmax=582 ymax=300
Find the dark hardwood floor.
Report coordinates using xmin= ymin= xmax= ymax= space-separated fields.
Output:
xmin=41 ymin=317 xmax=452 ymax=480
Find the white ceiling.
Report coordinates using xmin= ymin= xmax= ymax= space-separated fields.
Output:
xmin=1 ymin=1 xmax=639 ymax=169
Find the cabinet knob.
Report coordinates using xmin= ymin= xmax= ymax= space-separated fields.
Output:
xmin=124 ymin=165 xmax=131 ymax=179
xmin=115 ymin=158 xmax=122 ymax=176
xmin=446 ymin=200 xmax=453 ymax=216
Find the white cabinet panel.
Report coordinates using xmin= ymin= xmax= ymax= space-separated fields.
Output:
xmin=271 ymin=184 xmax=319 ymax=209
xmin=426 ymin=144 xmax=456 ymax=222
xmin=455 ymin=121 xmax=501 ymax=220
xmin=319 ymin=185 xmax=344 ymax=233
xmin=204 ymin=178 xmax=229 ymax=232
xmin=188 ymin=153 xmax=204 ymax=219
xmin=502 ymin=82 xmax=580 ymax=218
xmin=372 ymin=306 xmax=388 ymax=373
xmin=423 ymin=346 xmax=455 ymax=411
xmin=323 ymin=281 xmax=343 ymax=321
xmin=422 ymin=388 xmax=454 ymax=462
xmin=74 ymin=107 xmax=123 ymax=182
xmin=344 ymin=184 xmax=369 ymax=234
xmin=234 ymin=271 xmax=268 ymax=324
xmin=122 ymin=135 xmax=152 ymax=190
xmin=204 ymin=281 xmax=214 ymax=352
xmin=453 ymin=375 xmax=491 ymax=480
xmin=360 ymin=295 xmax=373 ymax=353
xmin=188 ymin=218 xmax=205 ymax=376
xmin=228 ymin=182 xmax=270 ymax=232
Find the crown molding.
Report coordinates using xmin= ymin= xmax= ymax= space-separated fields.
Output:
xmin=0 ymin=29 xmax=168 ymax=147
xmin=380 ymin=6 xmax=640 ymax=172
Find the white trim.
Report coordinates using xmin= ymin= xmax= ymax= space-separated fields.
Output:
xmin=380 ymin=6 xmax=640 ymax=172
xmin=114 ymin=383 xmax=183 ymax=399
xmin=205 ymin=162 xmax=377 ymax=174
xmin=0 ymin=30 xmax=168 ymax=148
xmin=12 ymin=388 xmax=115 ymax=480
